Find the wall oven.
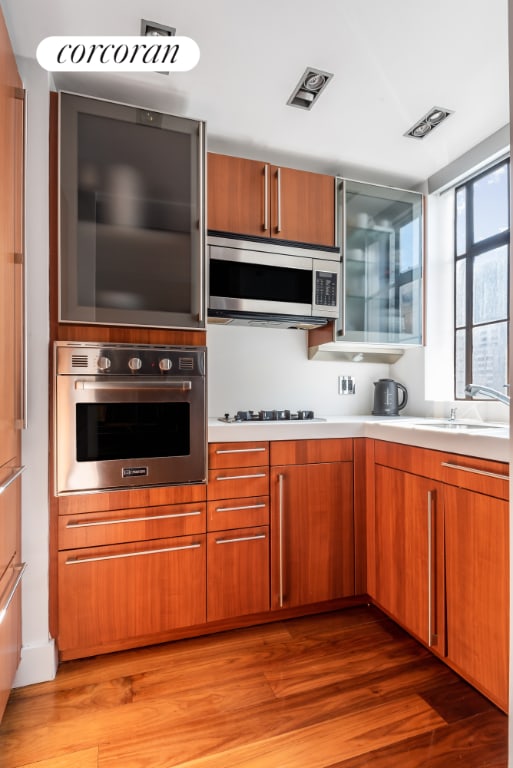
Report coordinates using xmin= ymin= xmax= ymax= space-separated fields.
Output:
xmin=54 ymin=342 xmax=206 ymax=494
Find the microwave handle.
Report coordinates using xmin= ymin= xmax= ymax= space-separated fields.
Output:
xmin=74 ymin=380 xmax=193 ymax=392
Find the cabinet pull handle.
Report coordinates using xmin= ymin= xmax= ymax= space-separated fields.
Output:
xmin=215 ymin=473 xmax=267 ymax=481
xmin=215 ymin=503 xmax=266 ymax=513
xmin=276 ymin=167 xmax=282 ymax=233
xmin=263 ymin=164 xmax=269 ymax=232
xmin=0 ymin=465 xmax=25 ymax=495
xmin=0 ymin=563 xmax=27 ymax=623
xmin=441 ymin=461 xmax=508 ymax=481
xmin=215 ymin=534 xmax=266 ymax=545
xmin=65 ymin=543 xmax=202 ymax=565
xmin=427 ymin=490 xmax=436 ymax=647
xmin=66 ymin=510 xmax=202 ymax=528
xmin=215 ymin=447 xmax=267 ymax=455
xmin=278 ymin=473 xmax=284 ymax=607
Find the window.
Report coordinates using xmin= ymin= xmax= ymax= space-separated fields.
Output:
xmin=454 ymin=160 xmax=510 ymax=398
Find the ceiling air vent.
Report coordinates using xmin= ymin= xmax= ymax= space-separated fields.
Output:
xmin=287 ymin=67 xmax=333 ymax=110
xmin=405 ymin=106 xmax=453 ymax=139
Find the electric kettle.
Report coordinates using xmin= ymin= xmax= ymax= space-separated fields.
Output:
xmin=372 ymin=378 xmax=408 ymax=416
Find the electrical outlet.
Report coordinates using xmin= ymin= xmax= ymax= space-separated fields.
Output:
xmin=338 ymin=375 xmax=356 ymax=395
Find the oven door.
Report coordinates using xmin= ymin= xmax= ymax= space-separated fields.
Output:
xmin=55 ymin=376 xmax=206 ymax=494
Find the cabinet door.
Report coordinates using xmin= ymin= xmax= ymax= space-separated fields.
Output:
xmin=374 ymin=466 xmax=443 ymax=652
xmin=207 ymin=153 xmax=269 ymax=237
xmin=270 ymin=166 xmax=335 ymax=246
xmin=58 ymin=535 xmax=206 ymax=652
xmin=444 ymin=485 xmax=509 ymax=711
xmin=207 ymin=525 xmax=269 ymax=621
xmin=270 ymin=462 xmax=354 ymax=609
xmin=0 ymin=562 xmax=22 ymax=719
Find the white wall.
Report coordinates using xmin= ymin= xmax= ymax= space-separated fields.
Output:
xmin=13 ymin=57 xmax=57 ymax=686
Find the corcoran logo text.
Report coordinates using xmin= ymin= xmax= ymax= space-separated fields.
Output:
xmin=36 ymin=36 xmax=200 ymax=72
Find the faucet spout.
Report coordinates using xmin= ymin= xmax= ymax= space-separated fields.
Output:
xmin=464 ymin=383 xmax=510 ymax=406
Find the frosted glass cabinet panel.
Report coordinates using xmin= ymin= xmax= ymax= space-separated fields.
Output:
xmin=59 ymin=93 xmax=205 ymax=330
xmin=337 ymin=179 xmax=423 ymax=345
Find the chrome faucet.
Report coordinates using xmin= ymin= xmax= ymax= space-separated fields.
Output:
xmin=464 ymin=383 xmax=510 ymax=406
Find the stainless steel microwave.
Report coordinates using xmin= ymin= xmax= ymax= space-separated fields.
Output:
xmin=207 ymin=234 xmax=341 ymax=329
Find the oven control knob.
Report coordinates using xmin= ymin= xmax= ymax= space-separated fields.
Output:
xmin=159 ymin=358 xmax=173 ymax=371
xmin=128 ymin=357 xmax=142 ymax=371
xmin=97 ymin=356 xmax=111 ymax=371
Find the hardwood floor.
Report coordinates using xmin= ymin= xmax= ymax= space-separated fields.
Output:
xmin=0 ymin=606 xmax=507 ymax=767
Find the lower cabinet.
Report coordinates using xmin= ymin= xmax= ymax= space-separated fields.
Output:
xmin=370 ymin=440 xmax=509 ymax=712
xmin=270 ymin=439 xmax=355 ymax=610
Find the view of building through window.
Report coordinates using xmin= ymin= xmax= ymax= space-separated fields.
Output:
xmin=454 ymin=160 xmax=510 ymax=398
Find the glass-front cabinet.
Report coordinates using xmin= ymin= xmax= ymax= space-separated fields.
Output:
xmin=59 ymin=93 xmax=205 ymax=330
xmin=337 ymin=179 xmax=423 ymax=346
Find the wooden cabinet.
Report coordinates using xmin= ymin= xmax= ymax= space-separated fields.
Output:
xmin=207 ymin=442 xmax=270 ymax=621
xmin=56 ymin=485 xmax=207 ymax=659
xmin=0 ymin=6 xmax=24 ymax=723
xmin=207 ymin=153 xmax=335 ymax=247
xmin=371 ymin=440 xmax=509 ymax=712
xmin=270 ymin=439 xmax=354 ymax=610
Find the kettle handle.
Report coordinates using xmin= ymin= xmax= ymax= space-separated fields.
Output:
xmin=397 ymin=383 xmax=408 ymax=411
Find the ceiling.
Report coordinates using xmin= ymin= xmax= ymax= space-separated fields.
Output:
xmin=2 ymin=0 xmax=510 ymax=189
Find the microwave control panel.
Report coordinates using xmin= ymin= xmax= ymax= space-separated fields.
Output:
xmin=315 ymin=270 xmax=338 ymax=307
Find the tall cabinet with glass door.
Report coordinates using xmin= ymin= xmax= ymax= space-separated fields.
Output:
xmin=336 ymin=179 xmax=423 ymax=346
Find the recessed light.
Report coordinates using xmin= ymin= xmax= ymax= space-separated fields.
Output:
xmin=287 ymin=67 xmax=333 ymax=110
xmin=405 ymin=106 xmax=453 ymax=139
xmin=141 ymin=19 xmax=176 ymax=37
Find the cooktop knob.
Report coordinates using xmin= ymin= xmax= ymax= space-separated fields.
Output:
xmin=159 ymin=358 xmax=173 ymax=371
xmin=128 ymin=357 xmax=142 ymax=371
xmin=97 ymin=355 xmax=111 ymax=371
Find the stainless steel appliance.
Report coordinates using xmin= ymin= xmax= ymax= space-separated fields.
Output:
xmin=218 ymin=409 xmax=324 ymax=423
xmin=372 ymin=378 xmax=408 ymax=416
xmin=207 ymin=234 xmax=340 ymax=329
xmin=54 ymin=342 xmax=206 ymax=494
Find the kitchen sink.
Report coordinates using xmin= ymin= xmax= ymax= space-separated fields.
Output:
xmin=412 ymin=421 xmax=508 ymax=432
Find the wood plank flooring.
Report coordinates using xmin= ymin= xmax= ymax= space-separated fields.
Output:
xmin=0 ymin=606 xmax=507 ymax=767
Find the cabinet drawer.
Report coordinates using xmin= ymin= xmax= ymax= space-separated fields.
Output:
xmin=207 ymin=467 xmax=269 ymax=500
xmin=270 ymin=438 xmax=353 ymax=466
xmin=57 ymin=483 xmax=207 ymax=515
xmin=207 ymin=495 xmax=269 ymax=531
xmin=207 ymin=525 xmax=270 ymax=621
xmin=58 ymin=534 xmax=206 ymax=651
xmin=58 ymin=503 xmax=206 ymax=549
xmin=374 ymin=440 xmax=509 ymax=500
xmin=208 ymin=441 xmax=269 ymax=469
xmin=0 ymin=471 xmax=20 ymax=581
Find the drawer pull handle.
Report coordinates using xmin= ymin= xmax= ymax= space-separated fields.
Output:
xmin=215 ymin=448 xmax=267 ymax=455
xmin=66 ymin=510 xmax=202 ymax=528
xmin=0 ymin=465 xmax=25 ymax=494
xmin=216 ymin=503 xmax=266 ymax=513
xmin=216 ymin=534 xmax=266 ymax=545
xmin=65 ymin=543 xmax=201 ymax=565
xmin=0 ymin=563 xmax=27 ymax=623
xmin=216 ymin=473 xmax=267 ymax=481
xmin=441 ymin=461 xmax=508 ymax=481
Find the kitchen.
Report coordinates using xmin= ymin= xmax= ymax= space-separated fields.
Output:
xmin=0 ymin=0 xmax=511 ymax=765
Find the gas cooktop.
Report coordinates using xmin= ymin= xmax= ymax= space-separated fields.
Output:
xmin=218 ymin=410 xmax=325 ymax=423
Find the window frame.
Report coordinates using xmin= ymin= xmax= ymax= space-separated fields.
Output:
xmin=453 ymin=158 xmax=510 ymax=399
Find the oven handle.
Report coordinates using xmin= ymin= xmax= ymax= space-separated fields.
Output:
xmin=74 ymin=380 xmax=193 ymax=392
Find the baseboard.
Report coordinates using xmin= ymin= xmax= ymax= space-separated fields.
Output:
xmin=12 ymin=638 xmax=58 ymax=688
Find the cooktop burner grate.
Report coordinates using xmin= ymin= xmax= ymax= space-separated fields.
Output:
xmin=218 ymin=409 xmax=325 ymax=423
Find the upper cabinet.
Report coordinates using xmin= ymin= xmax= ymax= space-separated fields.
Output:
xmin=58 ymin=93 xmax=206 ymax=331
xmin=207 ymin=153 xmax=336 ymax=247
xmin=309 ymin=179 xmax=424 ymax=361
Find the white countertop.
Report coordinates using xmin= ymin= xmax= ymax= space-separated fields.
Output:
xmin=208 ymin=415 xmax=510 ymax=463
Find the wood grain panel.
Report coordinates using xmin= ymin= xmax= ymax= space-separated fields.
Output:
xmin=207 ymin=467 xmax=269 ymax=501
xmin=207 ymin=153 xmax=269 ymax=237
xmin=207 ymin=496 xmax=269 ymax=532
xmin=270 ymin=437 xmax=353 ymax=466
xmin=270 ymin=165 xmax=335 ymax=247
xmin=374 ymin=440 xmax=509 ymax=499
xmin=58 ymin=502 xmax=206 ymax=549
xmin=207 ymin=525 xmax=270 ymax=621
xmin=208 ymin=441 xmax=269 ymax=469
xmin=57 ymin=483 xmax=206 ymax=515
